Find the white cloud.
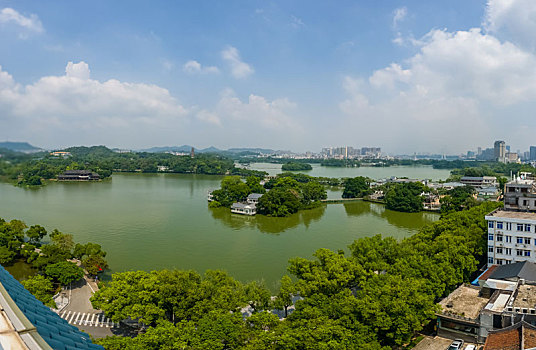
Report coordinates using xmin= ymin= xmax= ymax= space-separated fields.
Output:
xmin=392 ymin=7 xmax=407 ymax=29
xmin=340 ymin=4 xmax=536 ymax=153
xmin=0 ymin=62 xmax=188 ymax=146
xmin=0 ymin=8 xmax=43 ymax=37
xmin=183 ymin=60 xmax=219 ymax=74
xmin=290 ymin=15 xmax=305 ymax=28
xmin=65 ymin=61 xmax=91 ymax=80
xmin=484 ymin=0 xmax=536 ymax=50
xmin=221 ymin=46 xmax=254 ymax=79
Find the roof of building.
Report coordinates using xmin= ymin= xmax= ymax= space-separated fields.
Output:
xmin=483 ymin=279 xmax=518 ymax=292
xmin=231 ymin=202 xmax=256 ymax=210
xmin=247 ymin=193 xmax=264 ymax=200
xmin=512 ymin=284 xmax=536 ymax=309
xmin=473 ymin=265 xmax=499 ymax=285
xmin=0 ymin=264 xmax=104 ymax=350
xmin=438 ymin=284 xmax=489 ymax=319
xmin=484 ymin=320 xmax=536 ymax=349
xmin=486 ymin=210 xmax=536 ymax=220
xmin=461 ymin=176 xmax=497 ymax=181
xmin=488 ymin=261 xmax=536 ymax=282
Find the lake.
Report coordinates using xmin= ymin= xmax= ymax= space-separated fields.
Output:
xmin=241 ymin=162 xmax=452 ymax=180
xmin=0 ymin=169 xmax=445 ymax=290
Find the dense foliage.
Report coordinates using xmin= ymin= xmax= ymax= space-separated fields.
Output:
xmin=342 ymin=176 xmax=371 ymax=198
xmin=440 ymin=186 xmax=478 ymax=213
xmin=0 ymin=217 xmax=107 ymax=305
xmin=384 ymin=182 xmax=426 ymax=212
xmin=0 ymin=146 xmax=267 ymax=186
xmin=210 ymin=176 xmax=266 ymax=208
xmin=257 ymin=177 xmax=327 ymax=217
xmin=320 ymin=159 xmax=360 ymax=167
xmin=281 ymin=162 xmax=313 ymax=171
xmin=94 ymin=202 xmax=500 ymax=349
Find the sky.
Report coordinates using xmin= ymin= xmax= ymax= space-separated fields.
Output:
xmin=1 ymin=0 xmax=535 ymax=154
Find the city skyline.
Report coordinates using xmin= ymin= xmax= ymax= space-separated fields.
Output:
xmin=2 ymin=1 xmax=536 ymax=154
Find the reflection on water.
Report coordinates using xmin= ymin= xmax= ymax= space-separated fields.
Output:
xmin=210 ymin=205 xmax=327 ymax=234
xmin=343 ymin=201 xmax=439 ymax=230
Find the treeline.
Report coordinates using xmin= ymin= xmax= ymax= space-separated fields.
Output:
xmin=0 ymin=217 xmax=108 ymax=307
xmin=281 ymin=162 xmax=312 ymax=171
xmin=92 ymin=202 xmax=500 ymax=349
xmin=0 ymin=146 xmax=267 ymax=186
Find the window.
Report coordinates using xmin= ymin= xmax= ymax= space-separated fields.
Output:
xmin=517 ymin=250 xmax=524 ymax=256
xmin=505 ymin=248 xmax=512 ymax=255
xmin=497 ymin=222 xmax=504 ymax=229
xmin=489 ymin=221 xmax=495 ymax=229
xmin=526 ymin=224 xmax=532 ymax=232
xmin=489 ymin=234 xmax=494 ymax=241
xmin=497 ymin=259 xmax=504 ymax=265
xmin=497 ymin=247 xmax=503 ymax=254
xmin=517 ymin=237 xmax=524 ymax=244
xmin=489 ymin=246 xmax=494 ymax=253
xmin=507 ymin=222 xmax=512 ymax=230
xmin=497 ymin=235 xmax=503 ymax=242
xmin=518 ymin=224 xmax=524 ymax=231
xmin=506 ymin=236 xmax=512 ymax=243
xmin=488 ymin=257 xmax=494 ymax=264
xmin=525 ymin=238 xmax=531 ymax=245
xmin=525 ymin=251 xmax=531 ymax=257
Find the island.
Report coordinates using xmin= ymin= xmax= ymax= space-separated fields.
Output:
xmin=281 ymin=161 xmax=313 ymax=171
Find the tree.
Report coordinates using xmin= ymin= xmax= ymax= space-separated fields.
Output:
xmin=301 ymin=181 xmax=327 ymax=204
xmin=45 ymin=261 xmax=84 ymax=285
xmin=273 ymin=275 xmax=295 ymax=318
xmin=244 ymin=280 xmax=271 ymax=312
xmin=281 ymin=162 xmax=313 ymax=171
xmin=342 ymin=177 xmax=370 ymax=198
xmin=257 ymin=187 xmax=301 ymax=217
xmin=50 ymin=229 xmax=74 ymax=255
xmin=245 ymin=176 xmax=266 ymax=194
xmin=26 ymin=225 xmax=47 ymax=245
xmin=384 ymin=182 xmax=425 ymax=212
xmin=82 ymin=254 xmax=109 ymax=276
xmin=211 ymin=176 xmax=250 ymax=207
xmin=0 ymin=246 xmax=15 ymax=264
xmin=21 ymin=275 xmax=56 ymax=308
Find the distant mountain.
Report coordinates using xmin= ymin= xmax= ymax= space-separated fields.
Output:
xmin=227 ymin=148 xmax=275 ymax=154
xmin=0 ymin=142 xmax=42 ymax=153
xmin=141 ymin=145 xmax=195 ymax=153
xmin=198 ymin=146 xmax=223 ymax=153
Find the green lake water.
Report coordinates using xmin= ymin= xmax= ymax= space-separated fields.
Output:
xmin=0 ymin=169 xmax=445 ymax=290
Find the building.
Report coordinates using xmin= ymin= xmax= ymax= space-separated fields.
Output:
xmin=483 ymin=321 xmax=536 ymax=349
xmin=485 ymin=209 xmax=536 ymax=266
xmin=531 ymin=146 xmax=536 ymax=161
xmin=494 ymin=141 xmax=506 ymax=162
xmin=49 ymin=151 xmax=71 ymax=158
xmin=57 ymin=170 xmax=100 ymax=181
xmin=436 ymin=261 xmax=536 ymax=344
xmin=461 ymin=176 xmax=498 ymax=188
xmin=231 ymin=202 xmax=257 ymax=215
xmin=247 ymin=193 xmax=263 ymax=205
xmin=504 ymin=176 xmax=536 ymax=211
xmin=478 ymin=187 xmax=500 ymax=202
xmin=0 ymin=264 xmax=103 ymax=349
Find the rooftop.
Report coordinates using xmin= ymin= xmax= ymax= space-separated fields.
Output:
xmin=486 ymin=210 xmax=536 ymax=220
xmin=513 ymin=284 xmax=536 ymax=309
xmin=484 ymin=321 xmax=536 ymax=350
xmin=488 ymin=261 xmax=536 ymax=283
xmin=438 ymin=284 xmax=489 ymax=319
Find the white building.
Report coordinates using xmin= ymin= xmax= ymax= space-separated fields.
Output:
xmin=231 ymin=202 xmax=257 ymax=215
xmin=485 ymin=209 xmax=536 ymax=266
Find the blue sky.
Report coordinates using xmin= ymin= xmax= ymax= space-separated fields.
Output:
xmin=1 ymin=0 xmax=535 ymax=154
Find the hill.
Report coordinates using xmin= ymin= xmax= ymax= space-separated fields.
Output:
xmin=0 ymin=142 xmax=42 ymax=153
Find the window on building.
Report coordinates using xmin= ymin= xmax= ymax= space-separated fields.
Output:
xmin=525 ymin=237 xmax=531 ymax=245
xmin=497 ymin=259 xmax=504 ymax=265
xmin=505 ymin=248 xmax=512 ymax=255
xmin=517 ymin=237 xmax=524 ymax=244
xmin=497 ymin=222 xmax=504 ymax=229
xmin=518 ymin=224 xmax=524 ymax=231
xmin=497 ymin=235 xmax=503 ymax=242
xmin=517 ymin=250 xmax=524 ymax=256
xmin=489 ymin=246 xmax=494 ymax=253
xmin=497 ymin=247 xmax=503 ymax=254
xmin=525 ymin=251 xmax=531 ymax=257
xmin=488 ymin=257 xmax=494 ymax=264
xmin=526 ymin=224 xmax=532 ymax=232
xmin=489 ymin=234 xmax=494 ymax=241
xmin=506 ymin=236 xmax=512 ymax=243
xmin=507 ymin=222 xmax=512 ymax=230
xmin=489 ymin=222 xmax=495 ymax=229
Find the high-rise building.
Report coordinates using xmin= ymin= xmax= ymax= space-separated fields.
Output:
xmin=530 ymin=146 xmax=536 ymax=161
xmin=494 ymin=140 xmax=506 ymax=162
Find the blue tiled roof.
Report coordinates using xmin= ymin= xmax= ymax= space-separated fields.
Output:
xmin=0 ymin=264 xmax=104 ymax=350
